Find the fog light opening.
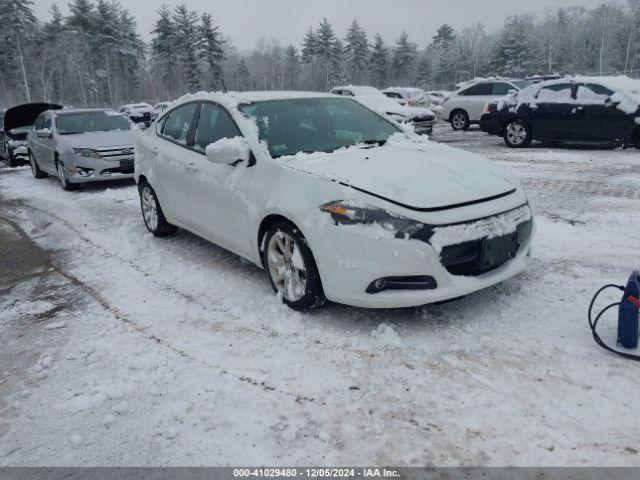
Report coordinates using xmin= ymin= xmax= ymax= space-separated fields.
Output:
xmin=366 ymin=276 xmax=438 ymax=294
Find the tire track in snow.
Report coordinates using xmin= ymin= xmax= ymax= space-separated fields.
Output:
xmin=0 ymin=212 xmax=316 ymax=404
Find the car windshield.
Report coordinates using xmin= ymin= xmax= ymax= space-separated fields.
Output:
xmin=512 ymin=80 xmax=533 ymax=89
xmin=239 ymin=97 xmax=401 ymax=158
xmin=56 ymin=111 xmax=132 ymax=135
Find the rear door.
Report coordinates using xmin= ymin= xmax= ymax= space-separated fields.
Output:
xmin=457 ymin=83 xmax=493 ymax=121
xmin=575 ymin=83 xmax=634 ymax=142
xmin=528 ymin=83 xmax=577 ymax=140
xmin=38 ymin=114 xmax=57 ymax=172
xmin=152 ymin=102 xmax=200 ymax=228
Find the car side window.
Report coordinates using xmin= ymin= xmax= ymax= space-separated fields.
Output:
xmin=43 ymin=116 xmax=52 ymax=129
xmin=577 ymin=84 xmax=615 ymax=103
xmin=161 ymin=103 xmax=199 ymax=146
xmin=459 ymin=83 xmax=492 ymax=96
xmin=537 ymin=83 xmax=574 ymax=102
xmin=193 ymin=103 xmax=242 ymax=153
xmin=492 ymin=83 xmax=513 ymax=95
xmin=34 ymin=114 xmax=46 ymax=131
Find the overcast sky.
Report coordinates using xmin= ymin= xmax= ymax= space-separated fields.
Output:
xmin=32 ymin=0 xmax=609 ymax=50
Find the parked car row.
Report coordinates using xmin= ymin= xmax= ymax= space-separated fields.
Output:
xmin=1 ymin=91 xmax=535 ymax=311
xmin=331 ymin=85 xmax=438 ymax=134
xmin=441 ymin=75 xmax=640 ymax=149
xmin=480 ymin=76 xmax=640 ymax=148
xmin=382 ymin=87 xmax=451 ymax=110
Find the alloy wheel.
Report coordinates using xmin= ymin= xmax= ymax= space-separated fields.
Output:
xmin=506 ymin=122 xmax=528 ymax=145
xmin=141 ymin=187 xmax=159 ymax=232
xmin=452 ymin=113 xmax=466 ymax=130
xmin=57 ymin=162 xmax=67 ymax=188
xmin=266 ymin=231 xmax=307 ymax=302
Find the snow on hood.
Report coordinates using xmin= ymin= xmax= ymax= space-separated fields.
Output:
xmin=277 ymin=133 xmax=516 ymax=211
xmin=59 ymin=129 xmax=140 ymax=149
xmin=355 ymin=94 xmax=434 ymax=120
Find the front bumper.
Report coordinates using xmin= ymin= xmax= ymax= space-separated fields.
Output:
xmin=412 ymin=118 xmax=437 ymax=135
xmin=63 ymin=154 xmax=135 ymax=184
xmin=296 ymin=206 xmax=534 ymax=309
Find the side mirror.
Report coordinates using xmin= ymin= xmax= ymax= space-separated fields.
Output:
xmin=205 ymin=137 xmax=251 ymax=165
xmin=36 ymin=128 xmax=52 ymax=139
xmin=508 ymin=89 xmax=518 ymax=96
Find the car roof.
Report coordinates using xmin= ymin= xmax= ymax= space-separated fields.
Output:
xmin=164 ymin=91 xmax=339 ymax=112
xmin=53 ymin=108 xmax=119 ymax=115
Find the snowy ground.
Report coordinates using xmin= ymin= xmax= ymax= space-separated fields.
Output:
xmin=1 ymin=124 xmax=640 ymax=467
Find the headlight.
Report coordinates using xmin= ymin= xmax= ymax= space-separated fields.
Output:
xmin=73 ymin=148 xmax=101 ymax=159
xmin=319 ymin=201 xmax=430 ymax=240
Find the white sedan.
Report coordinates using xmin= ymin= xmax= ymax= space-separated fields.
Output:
xmin=135 ymin=92 xmax=534 ymax=310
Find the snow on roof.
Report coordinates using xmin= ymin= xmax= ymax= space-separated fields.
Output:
xmin=383 ymin=87 xmax=424 ymax=94
xmin=332 ymin=85 xmax=383 ymax=96
xmin=169 ymin=90 xmax=337 ymax=111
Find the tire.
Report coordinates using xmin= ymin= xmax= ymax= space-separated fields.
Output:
xmin=262 ymin=221 xmax=326 ymax=311
xmin=29 ymin=151 xmax=48 ymax=179
xmin=450 ymin=110 xmax=470 ymax=131
xmin=7 ymin=149 xmax=20 ymax=168
xmin=503 ymin=119 xmax=532 ymax=148
xmin=56 ymin=159 xmax=79 ymax=191
xmin=138 ymin=181 xmax=177 ymax=237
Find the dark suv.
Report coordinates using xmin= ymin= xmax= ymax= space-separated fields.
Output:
xmin=480 ymin=77 xmax=640 ymax=148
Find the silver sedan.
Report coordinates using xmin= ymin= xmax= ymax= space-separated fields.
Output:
xmin=26 ymin=108 xmax=140 ymax=190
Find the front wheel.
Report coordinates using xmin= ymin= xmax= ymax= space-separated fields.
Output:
xmin=503 ymin=119 xmax=532 ymax=148
xmin=56 ymin=160 xmax=78 ymax=191
xmin=29 ymin=152 xmax=48 ymax=179
xmin=263 ymin=221 xmax=326 ymax=311
xmin=139 ymin=182 xmax=177 ymax=237
xmin=7 ymin=149 xmax=20 ymax=168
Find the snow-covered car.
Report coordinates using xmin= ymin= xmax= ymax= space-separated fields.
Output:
xmin=442 ymin=79 xmax=532 ymax=131
xmin=331 ymin=85 xmax=437 ymax=134
xmin=118 ymin=103 xmax=154 ymax=124
xmin=480 ymin=76 xmax=640 ymax=148
xmin=383 ymin=87 xmax=429 ymax=107
xmin=26 ymin=108 xmax=140 ymax=190
xmin=2 ymin=103 xmax=63 ymax=167
xmin=135 ymin=91 xmax=534 ymax=310
xmin=151 ymin=102 xmax=170 ymax=120
xmin=424 ymin=90 xmax=452 ymax=109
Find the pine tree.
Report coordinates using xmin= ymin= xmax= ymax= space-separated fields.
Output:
xmin=0 ymin=0 xmax=38 ymax=102
xmin=199 ymin=13 xmax=225 ymax=90
xmin=301 ymin=27 xmax=318 ymax=64
xmin=414 ymin=53 xmax=431 ymax=87
xmin=429 ymin=24 xmax=457 ymax=87
xmin=235 ymin=57 xmax=250 ymax=91
xmin=392 ymin=31 xmax=417 ymax=85
xmin=316 ymin=18 xmax=338 ymax=89
xmin=283 ymin=45 xmax=301 ymax=89
xmin=344 ymin=20 xmax=368 ymax=84
xmin=369 ymin=33 xmax=389 ymax=88
xmin=151 ymin=4 xmax=178 ymax=96
xmin=173 ymin=3 xmax=201 ymax=92
xmin=491 ymin=15 xmax=534 ymax=77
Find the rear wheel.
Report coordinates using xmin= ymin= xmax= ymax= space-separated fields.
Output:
xmin=450 ymin=110 xmax=470 ymax=131
xmin=29 ymin=152 xmax=47 ymax=179
xmin=56 ymin=160 xmax=78 ymax=191
xmin=263 ymin=221 xmax=326 ymax=311
xmin=139 ymin=182 xmax=177 ymax=237
xmin=503 ymin=119 xmax=532 ymax=148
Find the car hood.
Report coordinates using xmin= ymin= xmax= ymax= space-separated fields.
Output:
xmin=279 ymin=135 xmax=516 ymax=211
xmin=59 ymin=129 xmax=140 ymax=149
xmin=356 ymin=95 xmax=434 ymax=119
xmin=4 ymin=103 xmax=62 ymax=132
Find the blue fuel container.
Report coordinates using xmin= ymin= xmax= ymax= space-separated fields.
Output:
xmin=618 ymin=271 xmax=640 ymax=349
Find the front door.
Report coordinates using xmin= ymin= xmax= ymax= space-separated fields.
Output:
xmin=575 ymin=83 xmax=634 ymax=142
xmin=182 ymin=102 xmax=253 ymax=257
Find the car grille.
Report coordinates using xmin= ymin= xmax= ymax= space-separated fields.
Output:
xmin=439 ymin=218 xmax=533 ymax=276
xmin=96 ymin=146 xmax=135 ymax=162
